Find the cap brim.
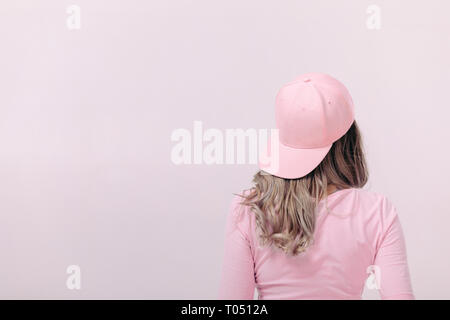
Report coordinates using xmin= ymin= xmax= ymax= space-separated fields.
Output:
xmin=258 ymin=138 xmax=332 ymax=179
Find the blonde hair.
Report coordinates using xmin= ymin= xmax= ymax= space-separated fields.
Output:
xmin=239 ymin=121 xmax=368 ymax=256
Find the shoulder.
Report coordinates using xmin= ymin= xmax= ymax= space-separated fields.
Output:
xmin=350 ymin=188 xmax=399 ymax=230
xmin=225 ymin=189 xmax=255 ymax=236
xmin=347 ymin=188 xmax=396 ymax=208
xmin=351 ymin=187 xmax=386 ymax=201
xmin=229 ymin=189 xmax=253 ymax=219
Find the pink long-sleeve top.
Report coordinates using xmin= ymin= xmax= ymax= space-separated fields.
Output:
xmin=218 ymin=188 xmax=414 ymax=300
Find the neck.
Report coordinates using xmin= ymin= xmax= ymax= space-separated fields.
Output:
xmin=326 ymin=184 xmax=338 ymax=195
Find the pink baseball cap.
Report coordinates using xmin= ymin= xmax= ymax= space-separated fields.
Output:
xmin=258 ymin=73 xmax=355 ymax=179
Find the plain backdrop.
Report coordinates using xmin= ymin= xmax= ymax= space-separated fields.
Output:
xmin=0 ymin=0 xmax=449 ymax=299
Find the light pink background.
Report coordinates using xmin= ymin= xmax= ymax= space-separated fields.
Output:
xmin=1 ymin=0 xmax=449 ymax=299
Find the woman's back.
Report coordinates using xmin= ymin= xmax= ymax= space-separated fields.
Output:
xmin=219 ymin=188 xmax=414 ymax=300
xmin=218 ymin=73 xmax=414 ymax=300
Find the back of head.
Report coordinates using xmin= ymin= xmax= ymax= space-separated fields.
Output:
xmin=241 ymin=121 xmax=368 ymax=256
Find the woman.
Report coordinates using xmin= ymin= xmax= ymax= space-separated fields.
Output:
xmin=218 ymin=73 xmax=414 ymax=300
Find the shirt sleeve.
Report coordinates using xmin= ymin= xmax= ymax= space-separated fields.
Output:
xmin=374 ymin=198 xmax=415 ymax=300
xmin=218 ymin=194 xmax=256 ymax=300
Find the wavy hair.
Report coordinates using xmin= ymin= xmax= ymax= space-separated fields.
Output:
xmin=239 ymin=121 xmax=368 ymax=256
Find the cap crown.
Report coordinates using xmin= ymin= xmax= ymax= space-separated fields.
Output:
xmin=275 ymin=73 xmax=355 ymax=149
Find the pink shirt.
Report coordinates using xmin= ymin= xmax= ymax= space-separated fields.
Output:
xmin=218 ymin=188 xmax=414 ymax=300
